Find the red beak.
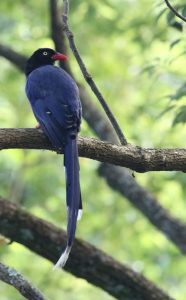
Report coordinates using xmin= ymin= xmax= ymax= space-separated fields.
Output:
xmin=52 ymin=52 xmax=68 ymax=61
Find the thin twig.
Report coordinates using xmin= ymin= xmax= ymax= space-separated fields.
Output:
xmin=62 ymin=0 xmax=127 ymax=146
xmin=164 ymin=0 xmax=186 ymax=22
xmin=0 ymin=263 xmax=47 ymax=300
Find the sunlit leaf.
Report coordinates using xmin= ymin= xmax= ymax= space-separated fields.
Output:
xmin=170 ymin=38 xmax=181 ymax=49
xmin=172 ymin=106 xmax=186 ymax=126
xmin=171 ymin=83 xmax=186 ymax=101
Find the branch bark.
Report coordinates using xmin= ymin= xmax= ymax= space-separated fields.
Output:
xmin=1 ymin=128 xmax=186 ymax=172
xmin=0 ymin=197 xmax=174 ymax=300
xmin=0 ymin=262 xmax=47 ymax=300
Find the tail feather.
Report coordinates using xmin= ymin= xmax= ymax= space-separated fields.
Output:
xmin=77 ymin=192 xmax=83 ymax=220
xmin=77 ymin=209 xmax=83 ymax=221
xmin=65 ymin=143 xmax=82 ymax=220
xmin=53 ymin=246 xmax=71 ymax=270
xmin=54 ymin=136 xmax=80 ymax=269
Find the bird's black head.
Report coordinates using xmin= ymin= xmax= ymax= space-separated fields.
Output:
xmin=25 ymin=48 xmax=68 ymax=76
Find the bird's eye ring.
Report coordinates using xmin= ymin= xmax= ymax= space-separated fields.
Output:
xmin=43 ymin=51 xmax=48 ymax=55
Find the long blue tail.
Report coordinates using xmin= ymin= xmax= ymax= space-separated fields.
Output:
xmin=54 ymin=136 xmax=81 ymax=268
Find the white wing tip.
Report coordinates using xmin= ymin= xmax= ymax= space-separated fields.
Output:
xmin=77 ymin=209 xmax=83 ymax=221
xmin=53 ymin=246 xmax=71 ymax=270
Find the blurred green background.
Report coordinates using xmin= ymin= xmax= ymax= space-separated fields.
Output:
xmin=0 ymin=0 xmax=186 ymax=299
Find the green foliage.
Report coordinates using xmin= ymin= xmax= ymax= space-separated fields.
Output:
xmin=0 ymin=1 xmax=186 ymax=300
xmin=173 ymin=105 xmax=186 ymax=125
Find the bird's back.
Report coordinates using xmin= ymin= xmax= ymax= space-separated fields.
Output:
xmin=26 ymin=65 xmax=80 ymax=108
xmin=26 ymin=65 xmax=81 ymax=148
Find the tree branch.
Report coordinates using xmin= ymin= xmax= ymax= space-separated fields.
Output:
xmin=0 ymin=43 xmax=27 ymax=71
xmin=49 ymin=0 xmax=71 ymax=72
xmin=0 ymin=262 xmax=47 ymax=300
xmin=62 ymin=0 xmax=127 ymax=145
xmin=164 ymin=0 xmax=186 ymax=22
xmin=0 ymin=197 xmax=174 ymax=300
xmin=99 ymin=164 xmax=186 ymax=254
xmin=1 ymin=128 xmax=186 ymax=172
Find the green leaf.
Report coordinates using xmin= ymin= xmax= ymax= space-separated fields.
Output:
xmin=155 ymin=7 xmax=167 ymax=22
xmin=167 ymin=11 xmax=175 ymax=25
xmin=170 ymin=38 xmax=181 ymax=49
xmin=173 ymin=106 xmax=186 ymax=125
xmin=182 ymin=6 xmax=186 ymax=17
xmin=158 ymin=105 xmax=175 ymax=118
xmin=171 ymin=83 xmax=186 ymax=101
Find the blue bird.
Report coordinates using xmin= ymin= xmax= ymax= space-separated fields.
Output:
xmin=25 ymin=48 xmax=82 ymax=268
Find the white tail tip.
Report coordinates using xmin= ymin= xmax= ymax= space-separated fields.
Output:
xmin=77 ymin=209 xmax=83 ymax=221
xmin=53 ymin=246 xmax=71 ymax=270
xmin=67 ymin=207 xmax=83 ymax=221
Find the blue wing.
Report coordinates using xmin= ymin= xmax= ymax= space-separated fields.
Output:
xmin=26 ymin=65 xmax=81 ymax=146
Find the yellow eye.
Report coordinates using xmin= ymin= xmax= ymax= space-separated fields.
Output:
xmin=43 ymin=51 xmax=48 ymax=56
